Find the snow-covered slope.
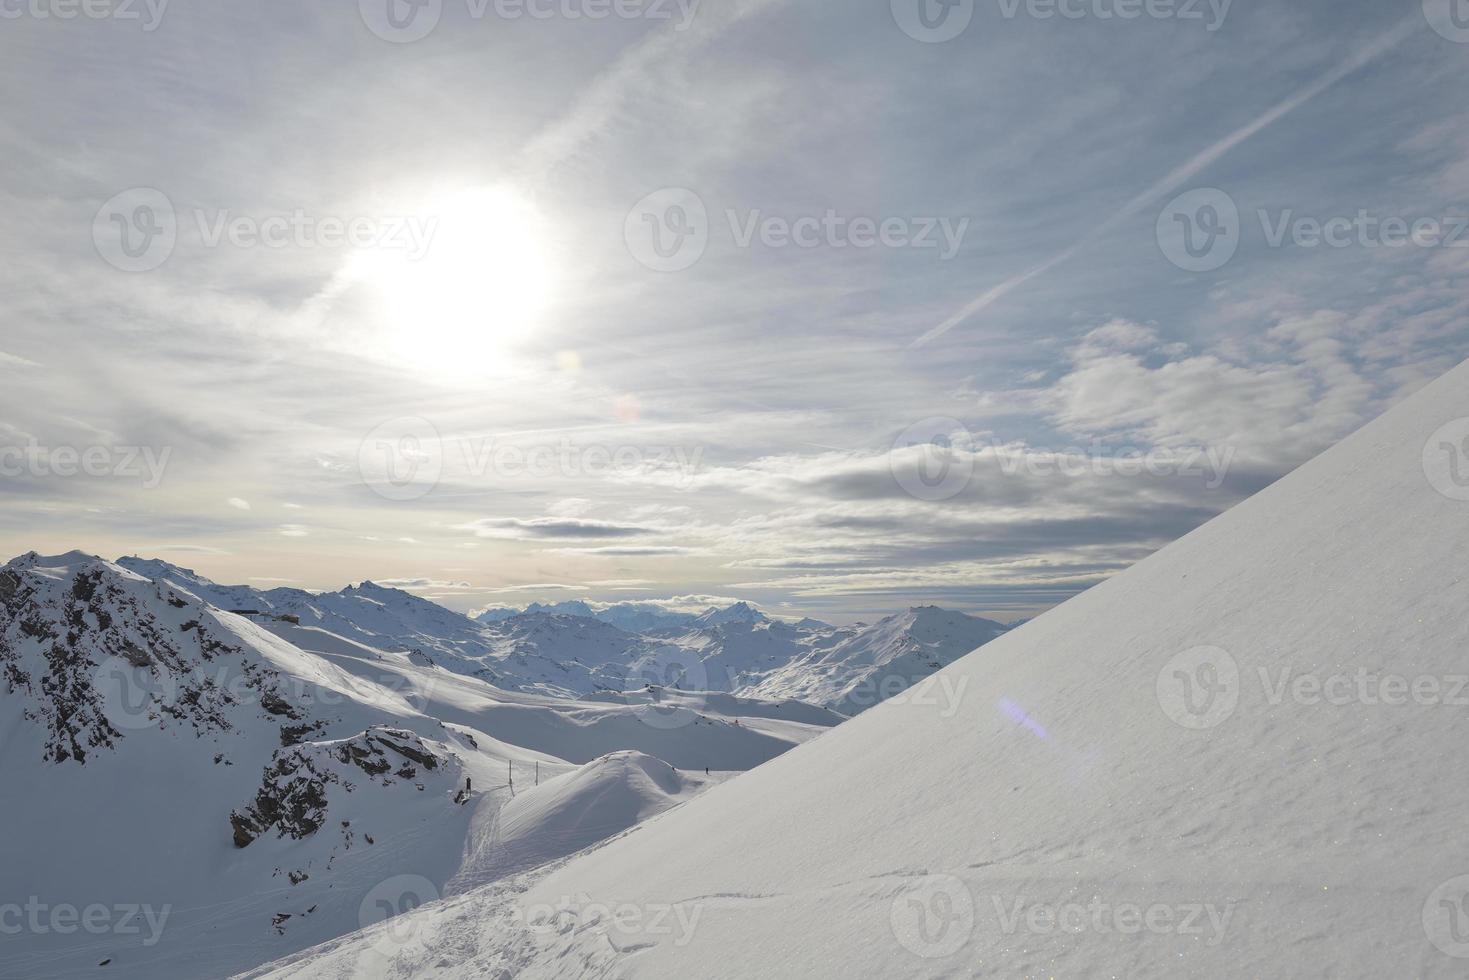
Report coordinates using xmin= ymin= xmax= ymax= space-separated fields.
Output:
xmin=0 ymin=554 xmax=838 ymax=980
xmin=456 ymin=751 xmax=726 ymax=887
xmin=252 ymin=359 xmax=1469 ymax=978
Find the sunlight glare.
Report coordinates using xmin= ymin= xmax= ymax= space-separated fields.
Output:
xmin=353 ymin=186 xmax=555 ymax=375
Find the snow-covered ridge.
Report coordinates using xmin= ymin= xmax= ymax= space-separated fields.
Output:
xmin=120 ymin=555 xmax=1011 ymax=714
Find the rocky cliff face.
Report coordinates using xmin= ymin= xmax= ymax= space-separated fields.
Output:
xmin=0 ymin=552 xmax=309 ymax=764
xmin=229 ymin=727 xmax=452 ymax=848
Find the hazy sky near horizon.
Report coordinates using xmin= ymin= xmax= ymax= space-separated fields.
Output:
xmin=2 ymin=0 xmax=1467 ymax=622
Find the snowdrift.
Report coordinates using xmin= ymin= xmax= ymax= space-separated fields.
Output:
xmin=254 ymin=358 xmax=1469 ymax=978
xmin=457 ymin=751 xmax=718 ymax=886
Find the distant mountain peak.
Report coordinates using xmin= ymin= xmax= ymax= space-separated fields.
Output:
xmin=697 ymin=601 xmax=768 ymax=627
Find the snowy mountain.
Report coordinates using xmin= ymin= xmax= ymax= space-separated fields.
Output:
xmin=693 ymin=601 xmax=767 ymax=628
xmin=739 ymin=606 xmax=1010 ymax=715
xmin=475 ymin=600 xmax=700 ymax=633
xmin=113 ymin=560 xmax=1006 ymax=716
xmin=115 ymin=558 xmax=501 ymax=671
xmin=248 ymin=362 xmax=1469 ymax=977
xmin=474 ymin=612 xmax=668 ymax=697
xmin=631 ymin=605 xmax=1009 ymax=715
xmin=0 ymin=552 xmax=838 ymax=980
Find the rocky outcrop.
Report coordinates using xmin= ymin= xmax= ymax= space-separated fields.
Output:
xmin=229 ymin=728 xmax=445 ymax=848
xmin=0 ymin=553 xmax=306 ymax=764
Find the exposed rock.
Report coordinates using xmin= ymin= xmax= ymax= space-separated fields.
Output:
xmin=229 ymin=728 xmax=446 ymax=848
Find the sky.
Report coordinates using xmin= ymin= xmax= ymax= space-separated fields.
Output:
xmin=1 ymin=0 xmax=1467 ymax=623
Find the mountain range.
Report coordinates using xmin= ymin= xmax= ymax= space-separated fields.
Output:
xmin=0 ymin=551 xmax=1005 ymax=978
xmin=111 ymin=559 xmax=1010 ymax=716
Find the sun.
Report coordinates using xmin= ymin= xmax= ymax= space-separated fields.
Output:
xmin=350 ymin=186 xmax=555 ymax=375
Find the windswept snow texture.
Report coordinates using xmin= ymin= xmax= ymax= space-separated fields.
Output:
xmin=251 ymin=358 xmax=1469 ymax=978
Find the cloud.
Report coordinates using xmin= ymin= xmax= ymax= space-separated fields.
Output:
xmin=377 ymin=577 xmax=473 ymax=590
xmin=545 ymin=546 xmax=697 ymax=557
xmin=227 ymin=498 xmax=251 ymax=511
xmin=0 ymin=351 xmax=40 ymax=369
xmin=913 ymin=15 xmax=1421 ymax=347
xmin=278 ymin=525 xmax=310 ymax=538
xmin=456 ymin=517 xmax=655 ymax=540
xmin=546 ymin=498 xmax=595 ymax=518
